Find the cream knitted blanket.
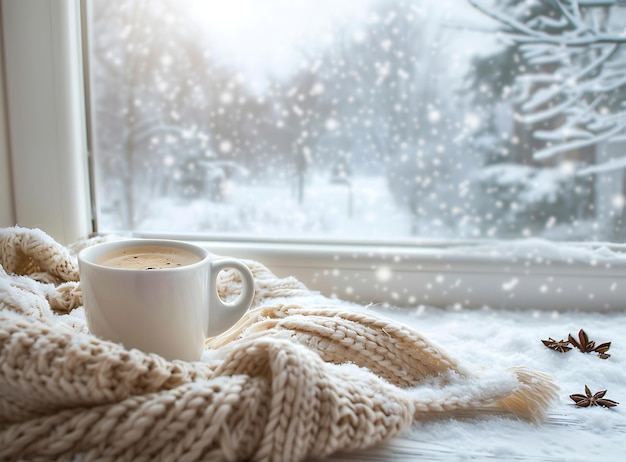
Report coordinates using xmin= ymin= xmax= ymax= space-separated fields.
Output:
xmin=0 ymin=227 xmax=558 ymax=462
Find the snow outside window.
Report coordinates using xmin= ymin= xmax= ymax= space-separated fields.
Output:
xmin=81 ymin=0 xmax=626 ymax=310
xmin=85 ymin=0 xmax=626 ymax=243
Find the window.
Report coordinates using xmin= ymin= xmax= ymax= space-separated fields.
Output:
xmin=3 ymin=0 xmax=626 ymax=311
xmin=85 ymin=0 xmax=626 ymax=244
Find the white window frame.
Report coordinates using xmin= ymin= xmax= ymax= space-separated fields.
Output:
xmin=0 ymin=7 xmax=14 ymax=228
xmin=1 ymin=0 xmax=91 ymax=245
xmin=2 ymin=0 xmax=626 ymax=312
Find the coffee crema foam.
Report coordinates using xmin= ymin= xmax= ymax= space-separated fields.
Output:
xmin=97 ymin=245 xmax=202 ymax=270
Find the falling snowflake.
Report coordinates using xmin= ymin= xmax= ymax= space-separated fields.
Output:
xmin=220 ymin=92 xmax=234 ymax=104
xmin=376 ymin=266 xmax=392 ymax=282
xmin=611 ymin=194 xmax=625 ymax=209
xmin=325 ymin=118 xmax=339 ymax=131
xmin=502 ymin=278 xmax=519 ymax=291
xmin=428 ymin=109 xmax=441 ymax=123
xmin=219 ymin=140 xmax=233 ymax=153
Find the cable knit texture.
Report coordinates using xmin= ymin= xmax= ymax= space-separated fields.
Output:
xmin=0 ymin=226 xmax=558 ymax=461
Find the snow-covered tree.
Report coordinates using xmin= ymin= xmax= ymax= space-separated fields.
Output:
xmin=469 ymin=0 xmax=626 ymax=167
xmin=90 ymin=0 xmax=248 ymax=228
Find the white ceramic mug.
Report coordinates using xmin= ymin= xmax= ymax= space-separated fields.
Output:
xmin=78 ymin=239 xmax=255 ymax=361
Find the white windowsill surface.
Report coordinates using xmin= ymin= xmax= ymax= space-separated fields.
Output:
xmin=315 ymin=304 xmax=626 ymax=462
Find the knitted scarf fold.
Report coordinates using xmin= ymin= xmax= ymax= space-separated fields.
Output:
xmin=0 ymin=226 xmax=558 ymax=462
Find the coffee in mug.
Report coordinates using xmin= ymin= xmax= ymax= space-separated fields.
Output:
xmin=97 ymin=245 xmax=202 ymax=270
xmin=78 ymin=239 xmax=255 ymax=361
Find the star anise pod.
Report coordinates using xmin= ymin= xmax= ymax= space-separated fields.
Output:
xmin=568 ymin=329 xmax=611 ymax=359
xmin=569 ymin=329 xmax=595 ymax=352
xmin=570 ymin=385 xmax=619 ymax=408
xmin=593 ymin=341 xmax=612 ymax=360
xmin=541 ymin=337 xmax=572 ymax=353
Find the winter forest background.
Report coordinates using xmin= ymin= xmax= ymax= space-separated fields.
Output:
xmin=87 ymin=0 xmax=626 ymax=243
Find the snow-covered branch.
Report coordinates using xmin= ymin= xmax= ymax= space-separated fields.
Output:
xmin=469 ymin=0 xmax=626 ymax=45
xmin=469 ymin=0 xmax=626 ymax=166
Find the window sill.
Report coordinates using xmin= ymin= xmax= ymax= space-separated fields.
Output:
xmin=133 ymin=233 xmax=626 ymax=312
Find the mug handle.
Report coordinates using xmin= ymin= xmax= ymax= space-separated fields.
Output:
xmin=206 ymin=258 xmax=255 ymax=338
